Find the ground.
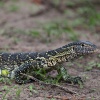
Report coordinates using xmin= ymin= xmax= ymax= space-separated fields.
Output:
xmin=0 ymin=0 xmax=100 ymax=100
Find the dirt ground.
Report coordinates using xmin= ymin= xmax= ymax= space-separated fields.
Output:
xmin=0 ymin=0 xmax=100 ymax=100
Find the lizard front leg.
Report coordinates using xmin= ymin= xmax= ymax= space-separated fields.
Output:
xmin=14 ymin=62 xmax=38 ymax=84
xmin=57 ymin=66 xmax=83 ymax=84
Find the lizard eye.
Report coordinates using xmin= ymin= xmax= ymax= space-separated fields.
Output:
xmin=82 ymin=44 xmax=84 ymax=47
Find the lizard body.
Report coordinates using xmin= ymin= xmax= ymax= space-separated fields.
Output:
xmin=0 ymin=41 xmax=98 ymax=84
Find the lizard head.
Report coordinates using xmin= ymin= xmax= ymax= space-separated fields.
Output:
xmin=68 ymin=41 xmax=98 ymax=56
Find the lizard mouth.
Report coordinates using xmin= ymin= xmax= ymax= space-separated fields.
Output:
xmin=75 ymin=48 xmax=99 ymax=56
xmin=93 ymin=48 xmax=100 ymax=53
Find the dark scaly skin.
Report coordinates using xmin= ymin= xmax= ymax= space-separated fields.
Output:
xmin=0 ymin=41 xmax=98 ymax=84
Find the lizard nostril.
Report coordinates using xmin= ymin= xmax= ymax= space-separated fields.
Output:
xmin=82 ymin=44 xmax=84 ymax=47
xmin=73 ymin=47 xmax=75 ymax=50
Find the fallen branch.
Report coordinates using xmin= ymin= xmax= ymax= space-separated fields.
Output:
xmin=40 ymin=94 xmax=86 ymax=100
xmin=20 ymin=73 xmax=77 ymax=94
xmin=41 ymin=95 xmax=70 ymax=100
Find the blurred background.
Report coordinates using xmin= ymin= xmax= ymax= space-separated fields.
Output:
xmin=0 ymin=0 xmax=100 ymax=52
xmin=0 ymin=0 xmax=100 ymax=99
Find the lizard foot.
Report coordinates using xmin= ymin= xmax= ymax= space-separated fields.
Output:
xmin=66 ymin=76 xmax=83 ymax=85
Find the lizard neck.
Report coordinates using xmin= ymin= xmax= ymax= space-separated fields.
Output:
xmin=39 ymin=45 xmax=77 ymax=67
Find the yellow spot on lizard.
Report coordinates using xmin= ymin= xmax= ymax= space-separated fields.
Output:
xmin=1 ymin=69 xmax=9 ymax=76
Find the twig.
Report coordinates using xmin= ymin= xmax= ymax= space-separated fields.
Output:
xmin=40 ymin=94 xmax=86 ymax=100
xmin=20 ymin=73 xmax=77 ymax=94
xmin=29 ymin=7 xmax=51 ymax=17
xmin=41 ymin=95 xmax=70 ymax=100
xmin=31 ymin=0 xmax=64 ymax=17
xmin=65 ymin=0 xmax=100 ymax=8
